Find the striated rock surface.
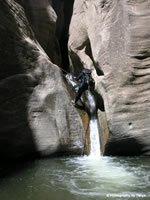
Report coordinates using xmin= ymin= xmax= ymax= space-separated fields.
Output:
xmin=15 ymin=0 xmax=61 ymax=66
xmin=0 ymin=0 xmax=85 ymax=159
xmin=69 ymin=0 xmax=150 ymax=155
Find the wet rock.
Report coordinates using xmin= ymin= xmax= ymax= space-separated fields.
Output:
xmin=69 ymin=0 xmax=150 ymax=155
xmin=0 ymin=0 xmax=85 ymax=159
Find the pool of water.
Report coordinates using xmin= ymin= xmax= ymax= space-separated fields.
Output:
xmin=0 ymin=156 xmax=150 ymax=200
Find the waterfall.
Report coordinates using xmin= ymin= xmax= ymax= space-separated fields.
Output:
xmin=86 ymin=91 xmax=101 ymax=156
xmin=65 ymin=74 xmax=101 ymax=156
xmin=89 ymin=119 xmax=101 ymax=156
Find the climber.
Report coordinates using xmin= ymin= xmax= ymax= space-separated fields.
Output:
xmin=74 ymin=69 xmax=95 ymax=106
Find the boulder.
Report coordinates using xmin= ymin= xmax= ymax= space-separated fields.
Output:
xmin=69 ymin=0 xmax=150 ymax=155
xmin=0 ymin=0 xmax=85 ymax=159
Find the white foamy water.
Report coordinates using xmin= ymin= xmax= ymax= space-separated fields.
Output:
xmin=85 ymin=91 xmax=101 ymax=157
xmin=89 ymin=119 xmax=101 ymax=157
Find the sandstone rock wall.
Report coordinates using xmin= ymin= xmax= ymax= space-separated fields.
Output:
xmin=0 ymin=0 xmax=85 ymax=159
xmin=15 ymin=0 xmax=61 ymax=66
xmin=69 ymin=0 xmax=150 ymax=155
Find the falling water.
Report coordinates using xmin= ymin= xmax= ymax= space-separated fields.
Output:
xmin=65 ymin=74 xmax=101 ymax=156
xmin=89 ymin=119 xmax=101 ymax=156
xmin=86 ymin=91 xmax=101 ymax=156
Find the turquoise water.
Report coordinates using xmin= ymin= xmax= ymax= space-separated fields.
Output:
xmin=0 ymin=156 xmax=150 ymax=200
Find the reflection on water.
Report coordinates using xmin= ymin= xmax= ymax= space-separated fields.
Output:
xmin=0 ymin=156 xmax=150 ymax=200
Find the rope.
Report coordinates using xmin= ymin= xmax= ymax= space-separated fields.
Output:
xmin=59 ymin=66 xmax=70 ymax=75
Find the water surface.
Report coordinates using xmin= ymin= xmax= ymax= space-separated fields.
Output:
xmin=0 ymin=156 xmax=150 ymax=200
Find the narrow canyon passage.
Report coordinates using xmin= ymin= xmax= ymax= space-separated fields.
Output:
xmin=52 ymin=0 xmax=75 ymax=72
xmin=52 ymin=0 xmax=104 ymax=156
xmin=0 ymin=1 xmax=150 ymax=199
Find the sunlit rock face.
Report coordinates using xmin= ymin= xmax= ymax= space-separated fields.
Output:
xmin=69 ymin=0 xmax=150 ymax=155
xmin=0 ymin=0 xmax=85 ymax=159
xmin=15 ymin=0 xmax=61 ymax=66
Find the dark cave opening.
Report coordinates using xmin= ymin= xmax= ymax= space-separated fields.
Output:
xmin=52 ymin=0 xmax=75 ymax=73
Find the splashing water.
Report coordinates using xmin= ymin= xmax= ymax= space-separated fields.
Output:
xmin=89 ymin=119 xmax=101 ymax=157
xmin=86 ymin=91 xmax=101 ymax=157
xmin=1 ymin=157 xmax=150 ymax=200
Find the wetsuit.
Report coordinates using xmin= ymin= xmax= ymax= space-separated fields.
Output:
xmin=75 ymin=70 xmax=95 ymax=104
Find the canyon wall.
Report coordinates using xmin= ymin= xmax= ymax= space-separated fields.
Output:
xmin=69 ymin=0 xmax=150 ymax=155
xmin=0 ymin=0 xmax=84 ymax=159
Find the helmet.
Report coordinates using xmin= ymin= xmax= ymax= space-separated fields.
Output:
xmin=82 ymin=68 xmax=91 ymax=74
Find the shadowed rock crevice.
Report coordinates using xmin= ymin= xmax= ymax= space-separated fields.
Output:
xmin=52 ymin=0 xmax=74 ymax=72
xmin=104 ymin=137 xmax=145 ymax=156
xmin=83 ymin=39 xmax=104 ymax=76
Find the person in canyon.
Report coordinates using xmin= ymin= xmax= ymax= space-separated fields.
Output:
xmin=74 ymin=69 xmax=95 ymax=106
